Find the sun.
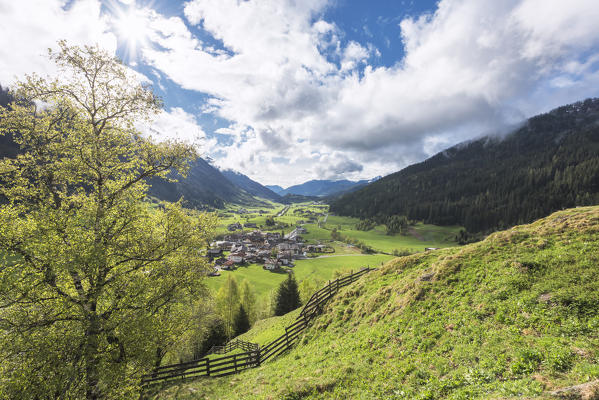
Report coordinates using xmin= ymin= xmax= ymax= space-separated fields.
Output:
xmin=112 ymin=5 xmax=150 ymax=60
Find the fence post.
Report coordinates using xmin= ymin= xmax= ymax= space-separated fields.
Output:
xmin=234 ymin=353 xmax=237 ymax=373
xmin=336 ymin=277 xmax=339 ymax=292
xmin=257 ymin=347 xmax=261 ymax=367
xmin=206 ymin=357 xmax=210 ymax=377
xmin=285 ymin=327 xmax=290 ymax=349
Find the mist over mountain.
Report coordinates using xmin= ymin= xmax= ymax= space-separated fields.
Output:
xmin=331 ymin=98 xmax=599 ymax=232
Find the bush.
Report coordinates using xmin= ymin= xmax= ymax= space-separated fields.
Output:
xmin=545 ymin=347 xmax=574 ymax=373
xmin=356 ymin=219 xmax=376 ymax=231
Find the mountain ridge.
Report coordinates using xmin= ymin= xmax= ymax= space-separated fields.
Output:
xmin=270 ymin=179 xmax=373 ymax=197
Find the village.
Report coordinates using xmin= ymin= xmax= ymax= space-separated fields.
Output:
xmin=207 ymin=223 xmax=333 ymax=275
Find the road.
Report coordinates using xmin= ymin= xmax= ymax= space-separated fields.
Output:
xmin=276 ymin=205 xmax=290 ymax=217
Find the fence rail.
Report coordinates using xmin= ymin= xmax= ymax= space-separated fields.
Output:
xmin=207 ymin=338 xmax=259 ymax=355
xmin=142 ymin=267 xmax=375 ymax=387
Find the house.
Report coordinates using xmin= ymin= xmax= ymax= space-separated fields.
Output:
xmin=221 ymin=260 xmax=236 ymax=270
xmin=214 ymin=258 xmax=227 ymax=266
xmin=207 ymin=248 xmax=223 ymax=258
xmin=264 ymin=259 xmax=280 ymax=270
xmin=230 ymin=244 xmax=248 ymax=253
xmin=227 ymin=222 xmax=243 ymax=231
xmin=425 ymin=247 xmax=441 ymax=251
xmin=278 ymin=251 xmax=293 ymax=266
xmin=277 ymin=242 xmax=291 ymax=251
xmin=228 ymin=252 xmax=245 ymax=264
xmin=244 ymin=222 xmax=257 ymax=228
xmin=212 ymin=240 xmax=233 ymax=250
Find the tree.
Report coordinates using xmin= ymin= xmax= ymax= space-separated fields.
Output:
xmin=0 ymin=41 xmax=215 ymax=399
xmin=214 ymin=274 xmax=240 ymax=338
xmin=274 ymin=272 xmax=301 ymax=316
xmin=239 ymin=279 xmax=256 ymax=324
xmin=194 ymin=317 xmax=227 ymax=359
xmin=386 ymin=215 xmax=408 ymax=235
xmin=233 ymin=304 xmax=250 ymax=336
xmin=265 ymin=216 xmax=275 ymax=226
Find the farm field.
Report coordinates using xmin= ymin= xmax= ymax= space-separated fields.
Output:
xmin=213 ymin=202 xmax=327 ymax=236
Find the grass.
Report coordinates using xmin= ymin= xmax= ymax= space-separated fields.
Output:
xmin=155 ymin=206 xmax=599 ymax=400
xmin=236 ymin=309 xmax=303 ymax=345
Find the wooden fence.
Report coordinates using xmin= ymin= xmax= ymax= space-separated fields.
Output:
xmin=141 ymin=267 xmax=375 ymax=386
xmin=207 ymin=338 xmax=259 ymax=355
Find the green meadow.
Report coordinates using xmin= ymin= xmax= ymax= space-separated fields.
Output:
xmin=323 ymin=215 xmax=461 ymax=253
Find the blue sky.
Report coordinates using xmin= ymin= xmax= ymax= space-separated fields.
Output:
xmin=2 ymin=0 xmax=599 ymax=185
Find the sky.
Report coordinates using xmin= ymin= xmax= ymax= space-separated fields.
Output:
xmin=1 ymin=0 xmax=599 ymax=186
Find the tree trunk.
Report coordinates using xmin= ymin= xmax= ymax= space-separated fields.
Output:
xmin=84 ymin=310 xmax=101 ymax=400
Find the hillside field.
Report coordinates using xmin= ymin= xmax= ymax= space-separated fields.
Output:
xmin=156 ymin=206 xmax=599 ymax=400
xmin=205 ymin=254 xmax=393 ymax=300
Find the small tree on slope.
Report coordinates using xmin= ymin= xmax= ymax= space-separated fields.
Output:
xmin=274 ymin=272 xmax=301 ymax=316
xmin=233 ymin=304 xmax=251 ymax=337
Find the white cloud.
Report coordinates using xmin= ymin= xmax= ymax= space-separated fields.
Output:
xmin=0 ymin=0 xmax=116 ymax=84
xmin=341 ymin=41 xmax=369 ymax=71
xmin=140 ymin=107 xmax=207 ymax=146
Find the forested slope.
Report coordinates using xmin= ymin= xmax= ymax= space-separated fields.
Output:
xmin=331 ymin=99 xmax=599 ymax=232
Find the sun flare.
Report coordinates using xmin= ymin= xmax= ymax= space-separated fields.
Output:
xmin=113 ymin=6 xmax=150 ymax=59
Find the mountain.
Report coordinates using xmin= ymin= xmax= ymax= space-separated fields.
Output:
xmin=276 ymin=179 xmax=372 ymax=197
xmin=331 ymin=98 xmax=599 ymax=232
xmin=221 ymin=170 xmax=283 ymax=202
xmin=147 ymin=159 xmax=269 ymax=209
xmin=160 ymin=206 xmax=599 ymax=399
xmin=265 ymin=185 xmax=285 ymax=195
xmin=280 ymin=193 xmax=320 ymax=203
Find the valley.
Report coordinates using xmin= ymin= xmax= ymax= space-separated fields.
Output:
xmin=204 ymin=202 xmax=457 ymax=305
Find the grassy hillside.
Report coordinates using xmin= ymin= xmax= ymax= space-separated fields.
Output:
xmin=156 ymin=206 xmax=599 ymax=399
